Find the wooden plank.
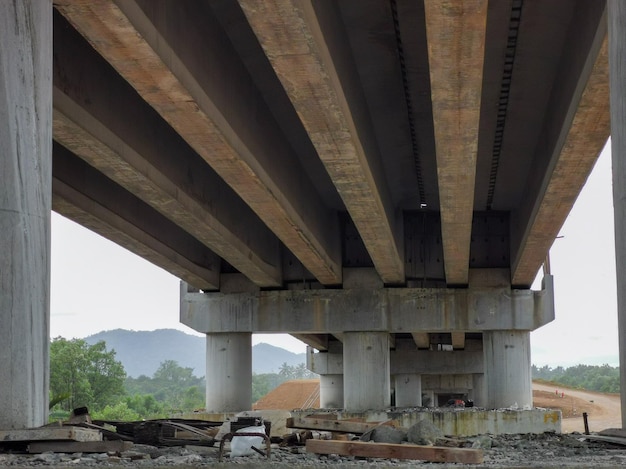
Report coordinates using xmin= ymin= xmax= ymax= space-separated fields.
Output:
xmin=0 ymin=427 xmax=102 ymax=442
xmin=287 ymin=416 xmax=392 ymax=434
xmin=306 ymin=439 xmax=483 ymax=464
xmin=28 ymin=440 xmax=132 ymax=454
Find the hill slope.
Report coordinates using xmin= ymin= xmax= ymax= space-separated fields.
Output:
xmin=84 ymin=329 xmax=306 ymax=377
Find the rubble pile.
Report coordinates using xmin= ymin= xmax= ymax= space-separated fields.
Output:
xmin=1 ymin=411 xmax=626 ymax=468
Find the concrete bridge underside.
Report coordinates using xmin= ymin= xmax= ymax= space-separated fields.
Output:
xmin=3 ymin=0 xmax=626 ymax=429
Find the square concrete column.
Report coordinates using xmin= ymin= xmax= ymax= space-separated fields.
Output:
xmin=394 ymin=374 xmax=422 ymax=407
xmin=343 ymin=332 xmax=390 ymax=410
xmin=0 ymin=0 xmax=52 ymax=429
xmin=205 ymin=332 xmax=251 ymax=412
xmin=469 ymin=373 xmax=486 ymax=407
xmin=609 ymin=0 xmax=626 ymax=430
xmin=320 ymin=374 xmax=344 ymax=408
xmin=483 ymin=330 xmax=532 ymax=409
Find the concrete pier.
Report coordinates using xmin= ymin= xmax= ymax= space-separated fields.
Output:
xmin=343 ymin=332 xmax=390 ymax=410
xmin=205 ymin=333 xmax=251 ymax=412
xmin=394 ymin=374 xmax=422 ymax=407
xmin=483 ymin=330 xmax=532 ymax=409
xmin=609 ymin=0 xmax=626 ymax=430
xmin=0 ymin=0 xmax=52 ymax=429
xmin=319 ymin=374 xmax=344 ymax=408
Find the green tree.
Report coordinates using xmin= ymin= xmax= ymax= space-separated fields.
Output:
xmin=93 ymin=402 xmax=141 ymax=421
xmin=123 ymin=394 xmax=167 ymax=419
xmin=50 ymin=337 xmax=127 ymax=413
xmin=124 ymin=360 xmax=205 ymax=413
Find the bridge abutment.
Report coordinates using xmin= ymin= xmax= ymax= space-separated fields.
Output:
xmin=0 ymin=0 xmax=51 ymax=429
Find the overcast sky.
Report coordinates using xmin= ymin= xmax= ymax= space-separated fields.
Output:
xmin=51 ymin=141 xmax=619 ymax=367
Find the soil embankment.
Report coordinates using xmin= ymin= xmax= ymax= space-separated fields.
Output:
xmin=533 ymin=381 xmax=621 ymax=433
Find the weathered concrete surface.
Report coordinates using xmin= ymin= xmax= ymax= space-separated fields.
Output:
xmin=394 ymin=374 xmax=422 ymax=407
xmin=343 ymin=332 xmax=390 ymax=411
xmin=309 ymin=349 xmax=483 ymax=375
xmin=239 ymin=0 xmax=404 ymax=284
xmin=609 ymin=0 xmax=626 ymax=432
xmin=205 ymin=333 xmax=251 ymax=412
xmin=483 ymin=331 xmax=532 ymax=410
xmin=181 ymin=276 xmax=554 ymax=334
xmin=319 ymin=374 xmax=343 ymax=409
xmin=511 ymin=2 xmax=609 ymax=286
xmin=424 ymin=0 xmax=487 ymax=286
xmin=55 ymin=1 xmax=341 ymax=285
xmin=290 ymin=408 xmax=562 ymax=437
xmin=0 ymin=0 xmax=51 ymax=429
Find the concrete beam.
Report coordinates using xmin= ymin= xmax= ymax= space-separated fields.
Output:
xmin=54 ymin=0 xmax=341 ymax=285
xmin=52 ymin=11 xmax=282 ymax=288
xmin=412 ymin=333 xmax=430 ymax=349
xmin=291 ymin=334 xmax=329 ymax=352
xmin=238 ymin=0 xmax=404 ymax=284
xmin=52 ymin=144 xmax=219 ymax=290
xmin=511 ymin=3 xmax=609 ymax=287
xmin=451 ymin=332 xmax=466 ymax=350
xmin=424 ymin=0 xmax=487 ymax=285
xmin=181 ymin=275 xmax=554 ymax=334
xmin=309 ymin=349 xmax=483 ymax=376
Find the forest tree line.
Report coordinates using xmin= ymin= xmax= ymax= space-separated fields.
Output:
xmin=532 ymin=364 xmax=620 ymax=393
xmin=49 ymin=337 xmax=315 ymax=421
xmin=50 ymin=338 xmax=621 ymax=422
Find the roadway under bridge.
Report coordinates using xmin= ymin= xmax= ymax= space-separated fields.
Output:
xmin=2 ymin=0 xmax=626 ymax=429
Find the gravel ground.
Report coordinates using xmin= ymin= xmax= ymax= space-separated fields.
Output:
xmin=1 ymin=432 xmax=626 ymax=468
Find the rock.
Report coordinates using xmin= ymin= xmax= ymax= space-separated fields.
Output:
xmin=406 ymin=420 xmax=443 ymax=445
xmin=471 ymin=435 xmax=493 ymax=449
xmin=32 ymin=452 xmax=59 ymax=464
xmin=369 ymin=426 xmax=406 ymax=444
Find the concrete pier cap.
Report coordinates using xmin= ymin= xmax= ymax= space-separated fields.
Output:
xmin=181 ymin=271 xmax=555 ymax=418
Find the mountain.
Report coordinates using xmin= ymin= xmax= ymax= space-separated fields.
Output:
xmin=84 ymin=329 xmax=306 ymax=377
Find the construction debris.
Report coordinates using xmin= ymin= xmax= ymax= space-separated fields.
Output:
xmin=0 ymin=426 xmax=101 ymax=443
xmin=306 ymin=439 xmax=484 ymax=463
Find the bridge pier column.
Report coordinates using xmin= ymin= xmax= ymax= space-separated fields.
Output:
xmin=205 ymin=332 xmax=251 ymax=412
xmin=609 ymin=0 xmax=626 ymax=430
xmin=0 ymin=0 xmax=51 ymax=429
xmin=470 ymin=373 xmax=486 ymax=407
xmin=319 ymin=374 xmax=344 ymax=408
xmin=394 ymin=374 xmax=422 ymax=407
xmin=343 ymin=332 xmax=390 ymax=410
xmin=483 ymin=330 xmax=532 ymax=409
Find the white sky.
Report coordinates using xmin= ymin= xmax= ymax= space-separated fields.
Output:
xmin=51 ymin=141 xmax=619 ymax=366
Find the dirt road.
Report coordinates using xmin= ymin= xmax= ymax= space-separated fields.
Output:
xmin=533 ymin=381 xmax=621 ymax=433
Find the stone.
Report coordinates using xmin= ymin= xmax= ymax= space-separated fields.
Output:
xmin=471 ymin=435 xmax=493 ymax=449
xmin=406 ymin=419 xmax=444 ymax=445
xmin=369 ymin=426 xmax=406 ymax=444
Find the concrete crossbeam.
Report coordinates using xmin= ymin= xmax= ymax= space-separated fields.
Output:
xmin=238 ymin=0 xmax=404 ymax=284
xmin=54 ymin=0 xmax=341 ymax=285
xmin=181 ymin=276 xmax=554 ymax=334
xmin=424 ymin=0 xmax=487 ymax=285
xmin=309 ymin=349 xmax=483 ymax=376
